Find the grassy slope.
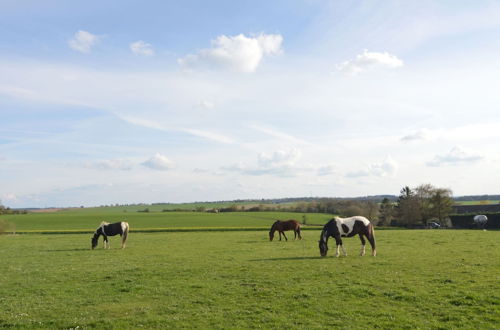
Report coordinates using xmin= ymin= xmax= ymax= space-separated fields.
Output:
xmin=1 ymin=230 xmax=499 ymax=329
xmin=1 ymin=211 xmax=332 ymax=231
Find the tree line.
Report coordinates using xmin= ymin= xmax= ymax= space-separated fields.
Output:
xmin=219 ymin=184 xmax=454 ymax=227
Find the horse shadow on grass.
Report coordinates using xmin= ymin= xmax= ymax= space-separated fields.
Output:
xmin=250 ymin=256 xmax=323 ymax=262
xmin=42 ymin=248 xmax=90 ymax=252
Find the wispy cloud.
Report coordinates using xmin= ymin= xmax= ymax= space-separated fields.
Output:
xmin=427 ymin=147 xmax=483 ymax=167
xmin=250 ymin=125 xmax=311 ymax=145
xmin=84 ymin=159 xmax=134 ymax=171
xmin=130 ymin=40 xmax=155 ymax=56
xmin=401 ymin=129 xmax=431 ymax=142
xmin=181 ymin=128 xmax=235 ymax=144
xmin=117 ymin=115 xmax=235 ymax=144
xmin=68 ymin=30 xmax=100 ymax=53
xmin=178 ymin=33 xmax=283 ymax=73
xmin=197 ymin=100 xmax=215 ymax=110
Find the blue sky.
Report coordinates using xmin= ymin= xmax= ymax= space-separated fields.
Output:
xmin=2 ymin=1 xmax=500 ymax=207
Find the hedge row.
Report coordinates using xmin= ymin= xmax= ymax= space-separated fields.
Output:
xmin=450 ymin=213 xmax=500 ymax=229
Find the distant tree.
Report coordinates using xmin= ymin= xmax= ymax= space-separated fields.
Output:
xmin=396 ymin=184 xmax=454 ymax=227
xmin=363 ymin=201 xmax=379 ymax=221
xmin=378 ymin=198 xmax=394 ymax=226
xmin=415 ymin=183 xmax=436 ymax=225
xmin=429 ymin=188 xmax=454 ymax=224
xmin=396 ymin=186 xmax=422 ymax=227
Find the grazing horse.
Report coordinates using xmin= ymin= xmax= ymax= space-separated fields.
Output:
xmin=318 ymin=216 xmax=376 ymax=257
xmin=269 ymin=220 xmax=302 ymax=241
xmin=91 ymin=221 xmax=129 ymax=250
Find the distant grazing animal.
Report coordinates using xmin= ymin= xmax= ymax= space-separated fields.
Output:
xmin=91 ymin=221 xmax=129 ymax=250
xmin=269 ymin=220 xmax=302 ymax=241
xmin=473 ymin=215 xmax=488 ymax=229
xmin=318 ymin=216 xmax=376 ymax=257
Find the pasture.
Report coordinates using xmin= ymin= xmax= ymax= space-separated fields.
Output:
xmin=1 ymin=210 xmax=331 ymax=232
xmin=1 ymin=222 xmax=499 ymax=329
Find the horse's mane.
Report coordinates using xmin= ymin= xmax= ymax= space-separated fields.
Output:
xmin=100 ymin=221 xmax=109 ymax=227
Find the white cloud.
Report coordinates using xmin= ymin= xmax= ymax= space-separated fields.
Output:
xmin=197 ymin=100 xmax=215 ymax=109
xmin=336 ymin=50 xmax=403 ymax=75
xmin=1 ymin=193 xmax=17 ymax=202
xmin=130 ymin=40 xmax=155 ymax=56
xmin=317 ymin=165 xmax=336 ymax=176
xmin=346 ymin=156 xmax=398 ymax=178
xmin=427 ymin=146 xmax=483 ymax=167
xmin=141 ymin=153 xmax=175 ymax=171
xmin=68 ymin=30 xmax=99 ymax=53
xmin=258 ymin=148 xmax=301 ymax=168
xmin=222 ymin=148 xmax=305 ymax=177
xmin=401 ymin=129 xmax=431 ymax=142
xmin=178 ymin=33 xmax=283 ymax=73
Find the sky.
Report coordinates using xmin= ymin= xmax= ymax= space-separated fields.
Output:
xmin=2 ymin=0 xmax=500 ymax=208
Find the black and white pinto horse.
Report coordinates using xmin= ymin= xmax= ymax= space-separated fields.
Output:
xmin=318 ymin=216 xmax=376 ymax=257
xmin=91 ymin=221 xmax=129 ymax=250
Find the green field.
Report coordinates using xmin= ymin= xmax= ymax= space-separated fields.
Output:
xmin=1 ymin=210 xmax=331 ymax=232
xmin=1 ymin=211 xmax=499 ymax=329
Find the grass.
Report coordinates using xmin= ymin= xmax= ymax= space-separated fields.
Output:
xmin=1 ymin=211 xmax=332 ymax=231
xmin=1 ymin=229 xmax=499 ymax=329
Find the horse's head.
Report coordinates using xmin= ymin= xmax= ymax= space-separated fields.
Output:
xmin=318 ymin=239 xmax=328 ymax=257
xmin=318 ymin=230 xmax=329 ymax=256
xmin=91 ymin=234 xmax=99 ymax=250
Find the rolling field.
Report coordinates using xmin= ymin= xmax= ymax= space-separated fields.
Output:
xmin=1 ymin=211 xmax=331 ymax=232
xmin=1 ymin=227 xmax=499 ymax=329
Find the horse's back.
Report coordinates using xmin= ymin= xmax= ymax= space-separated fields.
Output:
xmin=336 ymin=216 xmax=371 ymax=226
xmin=285 ymin=219 xmax=300 ymax=229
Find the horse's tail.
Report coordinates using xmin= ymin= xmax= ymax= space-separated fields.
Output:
xmin=296 ymin=223 xmax=302 ymax=239
xmin=367 ymin=222 xmax=376 ymax=256
xmin=121 ymin=222 xmax=129 ymax=249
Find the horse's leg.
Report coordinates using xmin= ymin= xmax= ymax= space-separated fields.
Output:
xmin=103 ymin=236 xmax=108 ymax=249
xmin=359 ymin=234 xmax=366 ymax=256
xmin=340 ymin=244 xmax=347 ymax=256
xmin=368 ymin=235 xmax=376 ymax=256
xmin=278 ymin=231 xmax=282 ymax=241
xmin=334 ymin=237 xmax=343 ymax=257
xmin=282 ymin=231 xmax=288 ymax=241
xmin=297 ymin=227 xmax=302 ymax=240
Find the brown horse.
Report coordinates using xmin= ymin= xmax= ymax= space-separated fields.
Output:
xmin=269 ymin=220 xmax=302 ymax=241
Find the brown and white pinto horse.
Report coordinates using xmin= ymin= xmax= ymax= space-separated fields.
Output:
xmin=91 ymin=221 xmax=129 ymax=249
xmin=269 ymin=220 xmax=302 ymax=241
xmin=318 ymin=216 xmax=376 ymax=257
